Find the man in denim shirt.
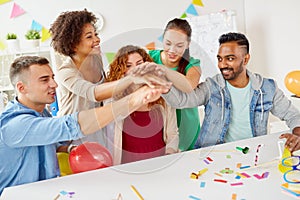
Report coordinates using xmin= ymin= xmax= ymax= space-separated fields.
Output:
xmin=0 ymin=56 xmax=169 ymax=195
xmin=162 ymin=32 xmax=300 ymax=151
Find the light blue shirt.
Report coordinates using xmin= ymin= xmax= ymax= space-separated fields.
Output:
xmin=163 ymin=70 xmax=300 ymax=148
xmin=0 ymin=98 xmax=84 ymax=195
xmin=225 ymin=81 xmax=252 ymax=142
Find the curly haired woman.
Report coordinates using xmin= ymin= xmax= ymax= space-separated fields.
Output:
xmin=50 ymin=9 xmax=169 ymax=150
xmin=106 ymin=45 xmax=179 ymax=165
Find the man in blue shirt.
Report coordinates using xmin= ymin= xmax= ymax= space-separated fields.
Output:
xmin=0 ymin=56 xmax=169 ymax=195
xmin=130 ymin=32 xmax=300 ymax=152
xmin=162 ymin=32 xmax=300 ymax=151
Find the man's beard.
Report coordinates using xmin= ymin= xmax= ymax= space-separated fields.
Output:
xmin=220 ymin=61 xmax=243 ymax=80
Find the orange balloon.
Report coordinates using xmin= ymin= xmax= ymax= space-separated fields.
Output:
xmin=284 ymin=70 xmax=300 ymax=97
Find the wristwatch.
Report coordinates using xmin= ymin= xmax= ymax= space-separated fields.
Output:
xmin=67 ymin=144 xmax=77 ymax=153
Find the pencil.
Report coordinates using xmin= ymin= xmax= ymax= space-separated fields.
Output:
xmin=53 ymin=194 xmax=60 ymax=200
xmin=130 ymin=185 xmax=144 ymax=200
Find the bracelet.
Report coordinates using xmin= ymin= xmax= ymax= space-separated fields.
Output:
xmin=67 ymin=144 xmax=77 ymax=153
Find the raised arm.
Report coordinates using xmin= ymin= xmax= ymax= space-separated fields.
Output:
xmin=78 ymin=85 xmax=169 ymax=135
xmin=94 ymin=71 xmax=172 ymax=101
xmin=128 ymin=62 xmax=201 ymax=93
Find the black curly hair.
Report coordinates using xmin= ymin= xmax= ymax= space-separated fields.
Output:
xmin=219 ymin=32 xmax=249 ymax=53
xmin=50 ymin=9 xmax=97 ymax=57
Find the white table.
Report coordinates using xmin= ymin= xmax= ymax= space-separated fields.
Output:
xmin=1 ymin=132 xmax=297 ymax=199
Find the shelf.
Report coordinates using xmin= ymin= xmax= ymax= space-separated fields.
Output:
xmin=1 ymin=46 xmax=51 ymax=56
xmin=0 ymin=85 xmax=13 ymax=92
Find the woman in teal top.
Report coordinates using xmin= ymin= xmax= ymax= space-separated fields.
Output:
xmin=149 ymin=18 xmax=201 ymax=151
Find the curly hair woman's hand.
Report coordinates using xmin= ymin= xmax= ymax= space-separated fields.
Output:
xmin=127 ymin=62 xmax=166 ymax=77
xmin=126 ymin=63 xmax=171 ymax=88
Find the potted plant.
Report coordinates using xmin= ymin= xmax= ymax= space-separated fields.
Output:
xmin=6 ymin=33 xmax=20 ymax=52
xmin=25 ymin=30 xmax=41 ymax=48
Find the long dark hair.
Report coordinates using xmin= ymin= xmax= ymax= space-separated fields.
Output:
xmin=163 ymin=18 xmax=192 ymax=75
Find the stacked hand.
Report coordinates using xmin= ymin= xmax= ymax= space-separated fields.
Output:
xmin=126 ymin=62 xmax=169 ymax=88
xmin=131 ymin=85 xmax=170 ymax=105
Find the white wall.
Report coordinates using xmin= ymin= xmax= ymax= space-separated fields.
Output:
xmin=89 ymin=0 xmax=245 ymax=41
xmin=0 ymin=0 xmax=299 ymax=97
xmin=0 ymin=0 xmax=245 ymax=47
xmin=244 ymin=0 xmax=300 ymax=96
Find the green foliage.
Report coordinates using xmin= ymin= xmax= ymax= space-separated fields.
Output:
xmin=25 ymin=30 xmax=41 ymax=40
xmin=6 ymin=33 xmax=17 ymax=40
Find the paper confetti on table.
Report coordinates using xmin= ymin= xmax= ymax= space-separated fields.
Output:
xmin=253 ymin=172 xmax=270 ymax=180
xmin=214 ymin=179 xmax=227 ymax=183
xmin=232 ymin=193 xmax=237 ymax=200
xmin=230 ymin=182 xmax=244 ymax=186
xmin=239 ymin=165 xmax=250 ymax=169
xmin=203 ymin=157 xmax=213 ymax=164
xmin=236 ymin=172 xmax=250 ymax=179
xmin=220 ymin=167 xmax=234 ymax=174
xmin=188 ymin=195 xmax=201 ymax=200
xmin=200 ymin=182 xmax=206 ymax=188
xmin=262 ymin=172 xmax=269 ymax=178
xmin=240 ymin=172 xmax=251 ymax=178
xmin=214 ymin=172 xmax=223 ymax=177
xmin=254 ymin=144 xmax=263 ymax=166
xmin=55 ymin=190 xmax=75 ymax=199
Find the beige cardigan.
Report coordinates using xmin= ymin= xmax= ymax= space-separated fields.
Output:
xmin=56 ymin=56 xmax=107 ymax=146
xmin=106 ymin=104 xmax=179 ymax=165
xmin=56 ymin=57 xmax=103 ymax=116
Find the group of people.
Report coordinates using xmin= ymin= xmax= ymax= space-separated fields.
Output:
xmin=0 ymin=9 xmax=300 ymax=195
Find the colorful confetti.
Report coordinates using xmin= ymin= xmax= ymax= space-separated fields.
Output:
xmin=203 ymin=157 xmax=213 ymax=164
xmin=240 ymin=165 xmax=250 ymax=169
xmin=232 ymin=193 xmax=237 ymax=200
xmin=230 ymin=182 xmax=244 ymax=186
xmin=214 ymin=172 xmax=223 ymax=177
xmin=253 ymin=172 xmax=270 ymax=180
xmin=214 ymin=179 xmax=227 ymax=183
xmin=188 ymin=195 xmax=201 ymax=200
xmin=240 ymin=172 xmax=251 ymax=178
xmin=220 ymin=167 xmax=234 ymax=174
xmin=254 ymin=144 xmax=263 ymax=166
xmin=200 ymin=182 xmax=206 ymax=188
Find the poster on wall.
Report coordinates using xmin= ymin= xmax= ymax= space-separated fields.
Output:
xmin=186 ymin=10 xmax=237 ymax=80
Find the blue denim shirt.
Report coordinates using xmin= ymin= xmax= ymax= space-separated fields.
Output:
xmin=0 ymin=98 xmax=84 ymax=195
xmin=162 ymin=70 xmax=300 ymax=148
